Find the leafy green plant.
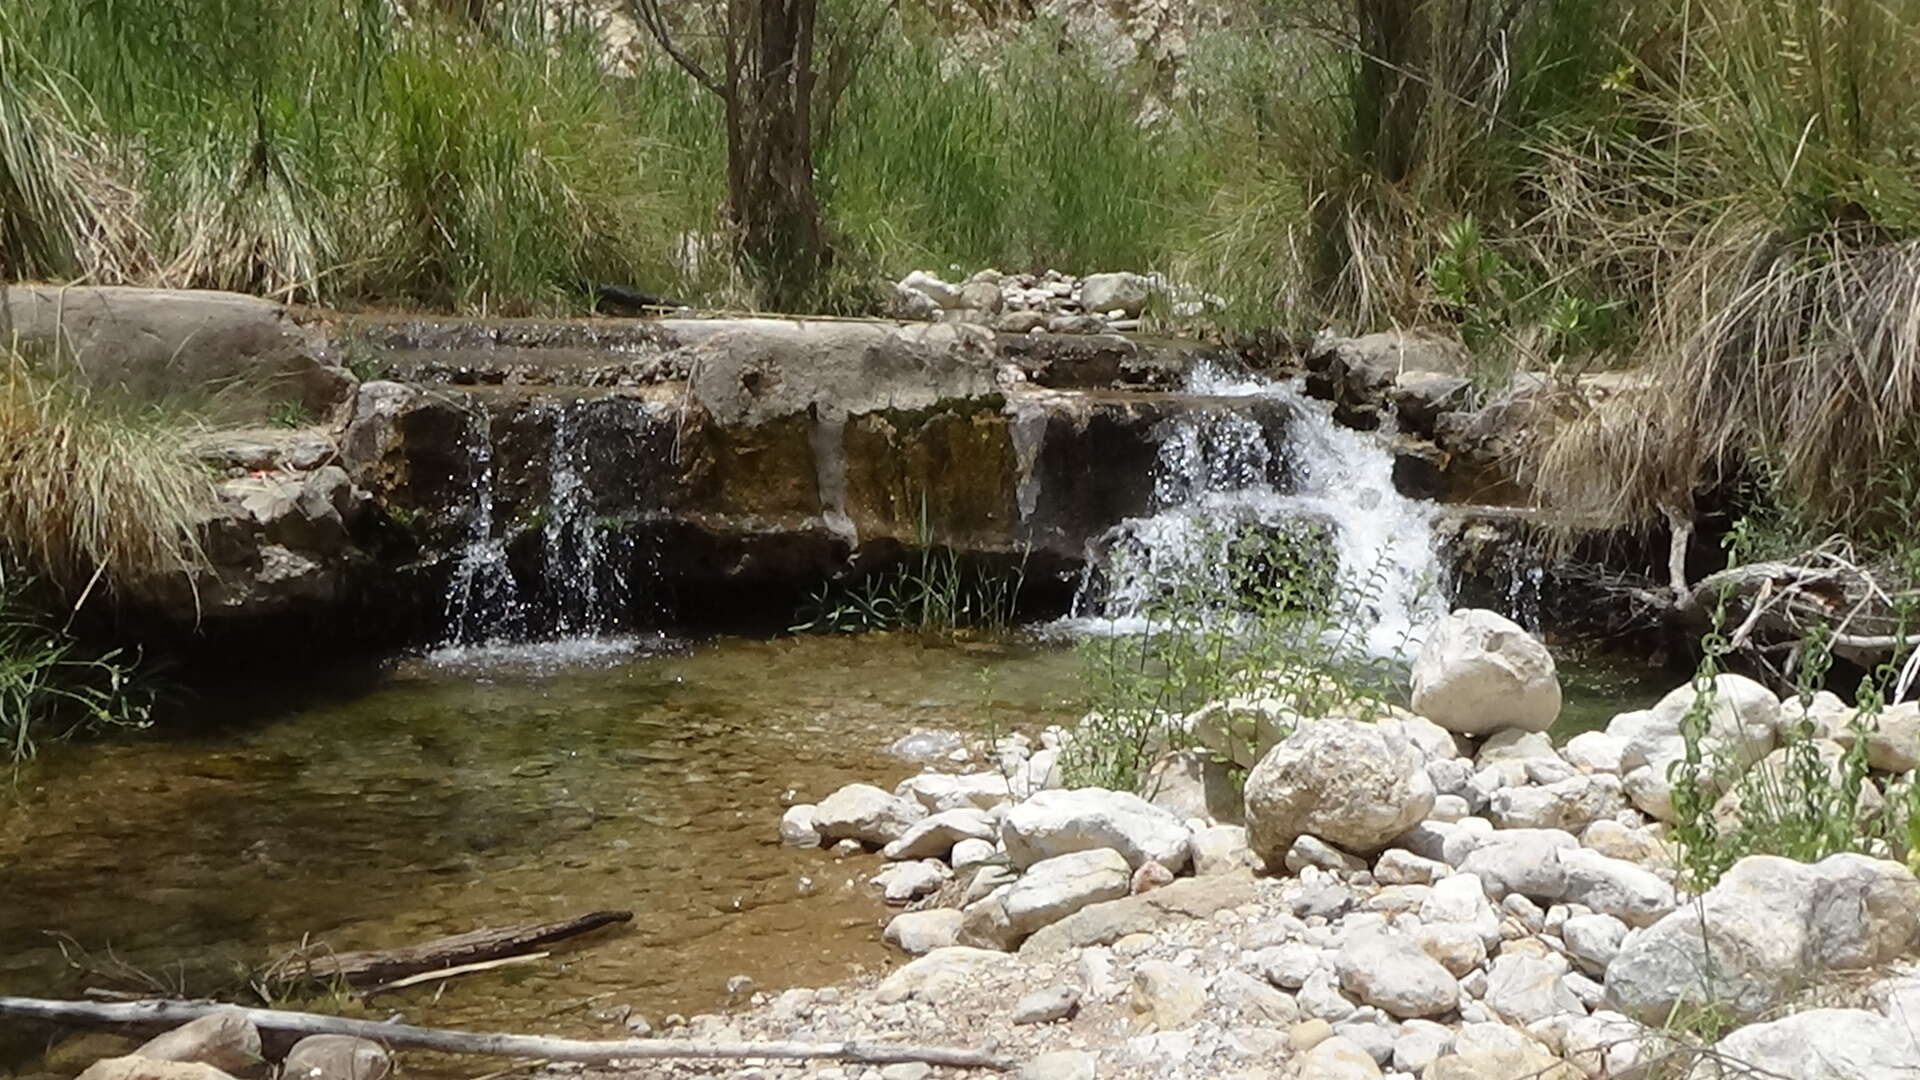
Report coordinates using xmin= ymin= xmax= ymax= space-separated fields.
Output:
xmin=1 ymin=567 xmax=154 ymax=764
xmin=267 ymin=400 xmax=310 ymax=428
xmin=1067 ymin=520 xmax=1426 ymax=791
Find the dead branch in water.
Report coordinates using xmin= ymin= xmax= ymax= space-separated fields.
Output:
xmin=0 ymin=997 xmax=1015 ymax=1071
xmin=263 ymin=911 xmax=631 ymax=989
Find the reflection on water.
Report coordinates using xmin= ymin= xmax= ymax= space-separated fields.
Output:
xmin=0 ymin=635 xmax=1079 ymax=1070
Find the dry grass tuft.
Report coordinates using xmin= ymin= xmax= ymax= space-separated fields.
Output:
xmin=0 ymin=346 xmax=214 ymax=597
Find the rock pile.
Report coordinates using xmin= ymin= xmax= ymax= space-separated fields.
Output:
xmin=740 ymin=607 xmax=1920 ymax=1079
xmin=888 ymin=269 xmax=1219 ymax=335
xmin=64 ymin=1009 xmax=391 ymax=1080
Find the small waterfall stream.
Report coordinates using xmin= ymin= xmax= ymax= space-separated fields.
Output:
xmin=1069 ymin=363 xmax=1447 ymax=658
xmin=435 ymin=396 xmax=645 ymax=660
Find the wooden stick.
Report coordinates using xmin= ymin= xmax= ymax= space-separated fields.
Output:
xmin=0 ymin=997 xmax=1014 ymax=1071
xmin=360 ymin=953 xmax=549 ymax=998
xmin=265 ymin=911 xmax=631 ymax=988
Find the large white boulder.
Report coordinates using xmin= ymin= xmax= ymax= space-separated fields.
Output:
xmin=884 ymin=909 xmax=964 ymax=955
xmin=1410 ymin=609 xmax=1561 ymax=735
xmin=1002 ymin=849 xmax=1132 ymax=936
xmin=1605 ymin=853 xmax=1920 ymax=1024
xmin=1000 ymin=788 xmax=1190 ymax=871
xmin=1335 ymin=930 xmax=1460 ymax=1018
xmin=1692 ymin=1008 xmax=1920 ymax=1079
xmin=813 ymin=783 xmax=927 ymax=846
xmin=1830 ymin=700 xmax=1920 ymax=772
xmin=1244 ymin=718 xmax=1435 ymax=861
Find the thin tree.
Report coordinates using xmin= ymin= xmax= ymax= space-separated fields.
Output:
xmin=630 ymin=0 xmax=840 ymax=312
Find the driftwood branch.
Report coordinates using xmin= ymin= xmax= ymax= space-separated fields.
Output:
xmin=359 ymin=953 xmax=548 ymax=998
xmin=265 ymin=911 xmax=631 ymax=988
xmin=0 ymin=997 xmax=1014 ymax=1071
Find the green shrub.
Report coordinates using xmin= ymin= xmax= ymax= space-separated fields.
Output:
xmin=1067 ymin=522 xmax=1424 ymax=792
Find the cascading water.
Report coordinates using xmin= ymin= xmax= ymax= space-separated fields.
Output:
xmin=434 ymin=396 xmax=644 ymax=662
xmin=1069 ymin=363 xmax=1448 ymax=658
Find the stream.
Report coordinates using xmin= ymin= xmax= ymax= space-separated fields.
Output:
xmin=0 ymin=635 xmax=1079 ymax=1071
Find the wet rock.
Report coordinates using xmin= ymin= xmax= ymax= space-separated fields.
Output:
xmin=133 ymin=1011 xmax=261 ymax=1075
xmin=75 ymin=1059 xmax=239 ymax=1080
xmin=1001 ymin=788 xmax=1190 ymax=872
xmin=1005 ymin=848 xmax=1132 ymax=936
xmin=1244 ymin=718 xmax=1435 ymax=862
xmin=279 ymin=1036 xmax=391 ymax=1080
xmin=886 ymin=729 xmax=965 ymax=763
xmin=1336 ymin=930 xmax=1459 ymax=1018
xmin=1695 ymin=1008 xmax=1920 ymax=1079
xmin=814 ymin=783 xmax=927 ymax=847
xmin=1606 ymin=852 xmax=1920 ymax=1024
xmin=779 ymin=804 xmax=821 ymax=848
xmin=1411 ymin=610 xmax=1562 ymax=735
xmin=883 ymin=909 xmax=964 ymax=955
xmin=881 ymin=808 xmax=997 ymax=861
xmin=1011 ymin=985 xmax=1081 ymax=1025
xmin=1130 ymin=960 xmax=1206 ymax=1029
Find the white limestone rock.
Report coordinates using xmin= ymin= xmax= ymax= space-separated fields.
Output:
xmin=1245 ymin=718 xmax=1435 ymax=861
xmin=1001 ymin=788 xmax=1191 ymax=871
xmin=1410 ymin=609 xmax=1562 ymax=735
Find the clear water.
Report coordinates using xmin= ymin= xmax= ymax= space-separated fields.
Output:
xmin=0 ymin=635 xmax=1080 ymax=1073
xmin=1066 ymin=364 xmax=1447 ymax=658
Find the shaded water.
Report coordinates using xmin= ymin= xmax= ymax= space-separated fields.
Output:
xmin=0 ymin=635 xmax=1079 ymax=1070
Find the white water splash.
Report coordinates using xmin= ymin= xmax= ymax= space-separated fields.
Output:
xmin=434 ymin=398 xmax=639 ymax=662
xmin=1068 ymin=363 xmax=1447 ymax=658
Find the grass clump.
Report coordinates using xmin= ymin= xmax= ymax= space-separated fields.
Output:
xmin=0 ymin=344 xmax=214 ymax=598
xmin=0 ymin=567 xmax=154 ymax=764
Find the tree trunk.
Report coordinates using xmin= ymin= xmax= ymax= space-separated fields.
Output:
xmin=1353 ymin=0 xmax=1431 ymax=185
xmin=263 ymin=911 xmax=631 ymax=988
xmin=730 ymin=0 xmax=830 ymax=311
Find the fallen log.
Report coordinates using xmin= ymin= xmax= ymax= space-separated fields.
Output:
xmin=0 ymin=997 xmax=1012 ymax=1071
xmin=265 ymin=911 xmax=631 ymax=988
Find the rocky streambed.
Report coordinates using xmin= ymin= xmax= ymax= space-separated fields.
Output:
xmin=617 ymin=610 xmax=1920 ymax=1080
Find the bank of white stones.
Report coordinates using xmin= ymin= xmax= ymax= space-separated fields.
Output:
xmin=706 ymin=608 xmax=1920 ymax=1079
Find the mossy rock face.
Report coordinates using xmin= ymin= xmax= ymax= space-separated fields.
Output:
xmin=842 ymin=402 xmax=1019 ymax=550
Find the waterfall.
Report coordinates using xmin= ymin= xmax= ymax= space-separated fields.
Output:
xmin=1069 ymin=363 xmax=1447 ymax=659
xmin=441 ymin=410 xmax=529 ymax=645
xmin=434 ymin=396 xmax=644 ymax=661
